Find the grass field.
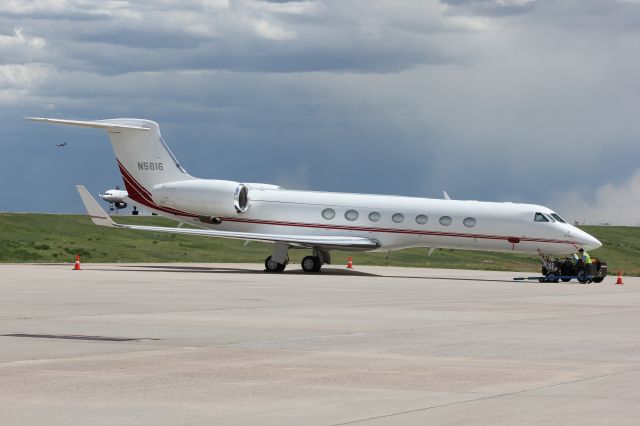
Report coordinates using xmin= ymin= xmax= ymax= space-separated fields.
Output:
xmin=1 ymin=213 xmax=638 ymax=275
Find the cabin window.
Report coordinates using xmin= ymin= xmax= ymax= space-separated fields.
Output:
xmin=368 ymin=212 xmax=381 ymax=222
xmin=439 ymin=216 xmax=452 ymax=226
xmin=463 ymin=217 xmax=476 ymax=227
xmin=392 ymin=213 xmax=404 ymax=223
xmin=322 ymin=208 xmax=335 ymax=220
xmin=551 ymin=213 xmax=566 ymax=223
xmin=415 ymin=214 xmax=428 ymax=225
xmin=534 ymin=212 xmax=549 ymax=222
xmin=345 ymin=209 xmax=359 ymax=221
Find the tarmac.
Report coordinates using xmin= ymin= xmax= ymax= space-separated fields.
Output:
xmin=1 ymin=263 xmax=639 ymax=425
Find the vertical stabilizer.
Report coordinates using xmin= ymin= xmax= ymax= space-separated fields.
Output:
xmin=100 ymin=119 xmax=194 ymax=191
xmin=27 ymin=117 xmax=195 ymax=200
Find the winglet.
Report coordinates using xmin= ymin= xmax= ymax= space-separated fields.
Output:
xmin=443 ymin=190 xmax=451 ymax=200
xmin=76 ymin=185 xmax=116 ymax=227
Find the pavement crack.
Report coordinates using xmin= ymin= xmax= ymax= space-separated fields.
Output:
xmin=334 ymin=366 xmax=640 ymax=425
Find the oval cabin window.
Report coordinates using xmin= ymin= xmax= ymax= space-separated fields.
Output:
xmin=415 ymin=214 xmax=428 ymax=224
xmin=345 ymin=210 xmax=359 ymax=221
xmin=392 ymin=213 xmax=405 ymax=223
xmin=368 ymin=212 xmax=381 ymax=222
xmin=321 ymin=208 xmax=335 ymax=220
xmin=463 ymin=217 xmax=476 ymax=227
xmin=439 ymin=216 xmax=452 ymax=226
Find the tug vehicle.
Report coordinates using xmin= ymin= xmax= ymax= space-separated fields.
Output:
xmin=539 ymin=254 xmax=607 ymax=284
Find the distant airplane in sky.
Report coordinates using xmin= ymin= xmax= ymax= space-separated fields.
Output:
xmin=28 ymin=117 xmax=602 ymax=273
xmin=56 ymin=141 xmax=67 ymax=147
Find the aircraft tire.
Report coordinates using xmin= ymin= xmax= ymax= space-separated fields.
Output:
xmin=312 ymin=257 xmax=322 ymax=272
xmin=265 ymin=256 xmax=286 ymax=273
xmin=301 ymin=256 xmax=321 ymax=273
xmin=561 ymin=278 xmax=571 ymax=282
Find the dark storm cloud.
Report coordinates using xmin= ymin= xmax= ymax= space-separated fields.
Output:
xmin=79 ymin=29 xmax=205 ymax=50
xmin=52 ymin=34 xmax=452 ymax=75
xmin=0 ymin=1 xmax=465 ymax=75
xmin=441 ymin=0 xmax=536 ymax=16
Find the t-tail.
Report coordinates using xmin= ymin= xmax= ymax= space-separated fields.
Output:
xmin=26 ymin=117 xmax=195 ymax=206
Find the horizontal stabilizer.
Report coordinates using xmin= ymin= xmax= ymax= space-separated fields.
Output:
xmin=26 ymin=117 xmax=150 ymax=131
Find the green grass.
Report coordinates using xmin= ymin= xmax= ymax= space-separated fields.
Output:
xmin=0 ymin=213 xmax=638 ymax=275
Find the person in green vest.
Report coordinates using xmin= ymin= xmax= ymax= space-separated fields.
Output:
xmin=578 ymin=248 xmax=592 ymax=265
xmin=578 ymin=248 xmax=593 ymax=276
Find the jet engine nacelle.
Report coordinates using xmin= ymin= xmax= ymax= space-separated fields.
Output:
xmin=152 ymin=179 xmax=249 ymax=217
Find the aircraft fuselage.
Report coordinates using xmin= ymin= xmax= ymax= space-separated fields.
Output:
xmin=145 ymin=179 xmax=600 ymax=255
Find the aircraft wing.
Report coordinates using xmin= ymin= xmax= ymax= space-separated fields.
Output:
xmin=76 ymin=186 xmax=380 ymax=251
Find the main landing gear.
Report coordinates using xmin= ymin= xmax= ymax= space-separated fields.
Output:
xmin=264 ymin=255 xmax=287 ymax=273
xmin=263 ymin=243 xmax=331 ymax=273
xmin=301 ymin=255 xmax=322 ymax=273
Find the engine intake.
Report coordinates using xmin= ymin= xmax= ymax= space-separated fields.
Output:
xmin=234 ymin=184 xmax=249 ymax=213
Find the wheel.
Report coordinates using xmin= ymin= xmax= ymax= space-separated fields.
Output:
xmin=593 ymin=265 xmax=606 ymax=283
xmin=546 ymin=274 xmax=559 ymax=283
xmin=265 ymin=256 xmax=286 ymax=273
xmin=301 ymin=256 xmax=321 ymax=273
xmin=577 ymin=270 xmax=588 ymax=284
xmin=561 ymin=278 xmax=571 ymax=282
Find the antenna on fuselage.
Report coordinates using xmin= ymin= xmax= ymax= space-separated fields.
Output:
xmin=443 ymin=191 xmax=451 ymax=200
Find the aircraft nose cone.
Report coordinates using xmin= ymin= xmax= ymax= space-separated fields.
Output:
xmin=576 ymin=229 xmax=602 ymax=250
xmin=587 ymin=235 xmax=603 ymax=250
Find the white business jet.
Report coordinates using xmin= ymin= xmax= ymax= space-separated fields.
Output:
xmin=28 ymin=117 xmax=601 ymax=273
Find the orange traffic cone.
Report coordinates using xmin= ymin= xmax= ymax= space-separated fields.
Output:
xmin=615 ymin=269 xmax=623 ymax=285
xmin=346 ymin=256 xmax=353 ymax=269
xmin=73 ymin=254 xmax=81 ymax=271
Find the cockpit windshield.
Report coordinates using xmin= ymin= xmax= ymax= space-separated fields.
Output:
xmin=550 ymin=213 xmax=566 ymax=223
xmin=534 ymin=212 xmax=549 ymax=222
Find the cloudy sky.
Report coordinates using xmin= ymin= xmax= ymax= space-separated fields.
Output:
xmin=1 ymin=0 xmax=639 ymax=224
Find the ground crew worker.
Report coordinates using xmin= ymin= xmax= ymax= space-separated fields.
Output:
xmin=578 ymin=248 xmax=592 ymax=265
xmin=578 ymin=248 xmax=593 ymax=276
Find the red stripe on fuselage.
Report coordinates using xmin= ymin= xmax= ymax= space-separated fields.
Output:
xmin=116 ymin=159 xmax=197 ymax=217
xmin=219 ymin=216 xmax=574 ymax=245
xmin=113 ymin=160 xmax=576 ymax=246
